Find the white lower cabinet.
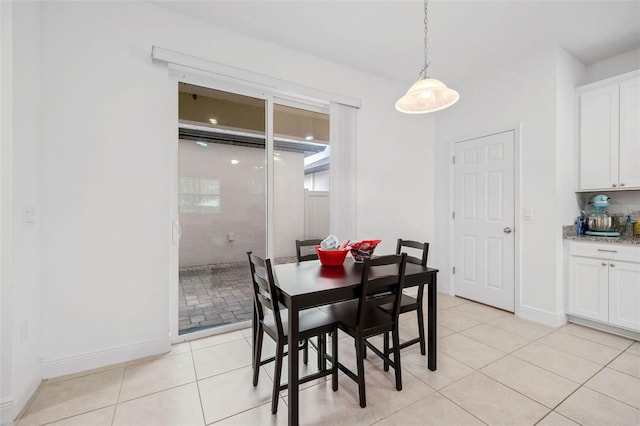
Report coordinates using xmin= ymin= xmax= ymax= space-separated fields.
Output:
xmin=569 ymin=256 xmax=609 ymax=322
xmin=568 ymin=242 xmax=640 ymax=332
xmin=608 ymin=261 xmax=640 ymax=330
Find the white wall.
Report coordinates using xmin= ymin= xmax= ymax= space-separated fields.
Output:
xmin=2 ymin=1 xmax=43 ymax=421
xmin=357 ymin=102 xmax=436 ymax=255
xmin=435 ymin=46 xmax=578 ymax=326
xmin=178 ymin=139 xmax=307 ymax=266
xmin=435 ymin=45 xmax=638 ymax=326
xmin=0 ymin=2 xmax=15 ymax=422
xmin=554 ymin=48 xmax=587 ymax=315
xmin=585 ymin=48 xmax=640 ymax=84
xmin=27 ymin=0 xmax=433 ymax=385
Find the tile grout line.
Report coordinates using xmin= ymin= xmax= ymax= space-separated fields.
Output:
xmin=422 ymin=308 xmax=574 ymax=425
xmin=189 ymin=343 xmax=208 ymax=426
xmin=109 ymin=367 xmax=126 ymax=426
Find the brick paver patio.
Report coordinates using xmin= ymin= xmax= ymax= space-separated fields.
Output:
xmin=179 ymin=257 xmax=296 ymax=334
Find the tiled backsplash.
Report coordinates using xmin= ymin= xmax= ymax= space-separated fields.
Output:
xmin=575 ymin=190 xmax=640 ymax=221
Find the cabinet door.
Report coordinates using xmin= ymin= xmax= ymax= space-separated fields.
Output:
xmin=579 ymin=85 xmax=619 ymax=190
xmin=569 ymin=256 xmax=609 ymax=321
xmin=619 ymin=77 xmax=640 ymax=189
xmin=608 ymin=260 xmax=640 ymax=331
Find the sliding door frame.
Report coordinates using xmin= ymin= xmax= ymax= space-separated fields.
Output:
xmin=169 ymin=69 xmax=332 ymax=343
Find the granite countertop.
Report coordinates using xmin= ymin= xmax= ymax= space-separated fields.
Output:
xmin=563 ymin=225 xmax=640 ymax=245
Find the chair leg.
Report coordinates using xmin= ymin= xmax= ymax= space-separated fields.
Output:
xmin=383 ymin=331 xmax=390 ymax=372
xmin=271 ymin=342 xmax=285 ymax=414
xmin=417 ymin=304 xmax=426 ymax=356
xmin=355 ymin=339 xmax=367 ymax=408
xmin=322 ymin=333 xmax=329 ymax=371
xmin=253 ymin=325 xmax=264 ymax=386
xmin=303 ymin=338 xmax=309 ymax=365
xmin=316 ymin=335 xmax=323 ymax=371
xmin=331 ymin=331 xmax=338 ymax=391
xmin=392 ymin=327 xmax=403 ymax=391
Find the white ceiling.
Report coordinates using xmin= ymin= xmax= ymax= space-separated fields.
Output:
xmin=153 ymin=0 xmax=640 ymax=87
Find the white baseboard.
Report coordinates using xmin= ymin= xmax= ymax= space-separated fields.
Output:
xmin=567 ymin=315 xmax=640 ymax=340
xmin=41 ymin=335 xmax=171 ymax=379
xmin=517 ymin=304 xmax=567 ymax=328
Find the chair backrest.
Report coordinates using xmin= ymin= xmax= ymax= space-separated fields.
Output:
xmin=296 ymin=239 xmax=322 ymax=262
xmin=357 ymin=253 xmax=407 ymax=330
xmin=396 ymin=239 xmax=429 ymax=267
xmin=247 ymin=252 xmax=284 ymax=337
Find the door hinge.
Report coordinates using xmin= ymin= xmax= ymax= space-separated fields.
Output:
xmin=452 ymin=211 xmax=455 ymax=219
xmin=452 ymin=266 xmax=456 ymax=274
xmin=452 ymin=156 xmax=455 ymax=164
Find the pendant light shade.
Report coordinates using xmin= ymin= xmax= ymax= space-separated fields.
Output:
xmin=395 ymin=78 xmax=459 ymax=114
xmin=396 ymin=0 xmax=459 ymax=114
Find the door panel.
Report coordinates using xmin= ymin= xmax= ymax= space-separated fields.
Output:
xmin=569 ymin=257 xmax=609 ymax=322
xmin=454 ymin=131 xmax=515 ymax=311
xmin=579 ymin=85 xmax=619 ymax=190
xmin=619 ymin=77 xmax=640 ymax=188
xmin=177 ymin=84 xmax=266 ymax=335
xmin=609 ymin=261 xmax=640 ymax=330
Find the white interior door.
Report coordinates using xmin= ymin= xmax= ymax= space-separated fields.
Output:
xmin=454 ymin=131 xmax=515 ymax=311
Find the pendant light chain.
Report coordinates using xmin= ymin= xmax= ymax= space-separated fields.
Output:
xmin=419 ymin=0 xmax=430 ymax=80
xmin=395 ymin=0 xmax=459 ymax=114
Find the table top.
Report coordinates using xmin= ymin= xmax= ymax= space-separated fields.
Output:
xmin=273 ymin=258 xmax=438 ymax=301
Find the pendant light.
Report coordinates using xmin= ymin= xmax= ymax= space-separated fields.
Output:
xmin=395 ymin=0 xmax=459 ymax=114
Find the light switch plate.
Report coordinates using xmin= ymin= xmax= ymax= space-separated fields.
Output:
xmin=523 ymin=207 xmax=533 ymax=220
xmin=23 ymin=207 xmax=36 ymax=225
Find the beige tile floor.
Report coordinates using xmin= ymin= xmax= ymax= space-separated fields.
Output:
xmin=16 ymin=294 xmax=640 ymax=426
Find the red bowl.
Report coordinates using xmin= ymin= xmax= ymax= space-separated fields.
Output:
xmin=315 ymin=246 xmax=349 ymax=266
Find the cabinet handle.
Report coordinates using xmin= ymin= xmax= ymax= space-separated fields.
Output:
xmin=597 ymin=249 xmax=617 ymax=253
xmin=620 ymin=183 xmax=625 ymax=187
xmin=612 ymin=183 xmax=617 ymax=187
xmin=601 ymin=262 xmax=607 ymax=266
xmin=610 ymin=263 xmax=615 ymax=267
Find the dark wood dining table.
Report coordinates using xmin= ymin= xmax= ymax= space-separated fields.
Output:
xmin=272 ymin=258 xmax=438 ymax=426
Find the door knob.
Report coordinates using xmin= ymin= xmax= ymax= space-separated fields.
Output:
xmin=503 ymin=227 xmax=512 ymax=234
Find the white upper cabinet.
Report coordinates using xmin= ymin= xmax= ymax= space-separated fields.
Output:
xmin=619 ymin=77 xmax=640 ymax=188
xmin=578 ymin=71 xmax=640 ymax=191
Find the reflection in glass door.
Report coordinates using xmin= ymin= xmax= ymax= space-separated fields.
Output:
xmin=177 ymin=83 xmax=266 ymax=335
xmin=273 ymin=103 xmax=330 ymax=264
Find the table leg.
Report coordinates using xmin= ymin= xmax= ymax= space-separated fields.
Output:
xmin=427 ymin=272 xmax=437 ymax=371
xmin=287 ymin=301 xmax=300 ymax=426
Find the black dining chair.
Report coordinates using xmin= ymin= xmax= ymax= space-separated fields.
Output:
xmin=295 ymin=238 xmax=322 ymax=262
xmin=247 ymin=252 xmax=339 ymax=414
xmin=326 ymin=253 xmax=407 ymax=408
xmin=379 ymin=239 xmax=429 ymax=367
xmin=295 ymin=238 xmax=328 ymax=368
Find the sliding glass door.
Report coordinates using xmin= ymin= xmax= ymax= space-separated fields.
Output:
xmin=174 ymin=81 xmax=330 ymax=338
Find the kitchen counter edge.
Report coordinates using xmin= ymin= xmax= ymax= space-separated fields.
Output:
xmin=563 ymin=225 xmax=640 ymax=246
